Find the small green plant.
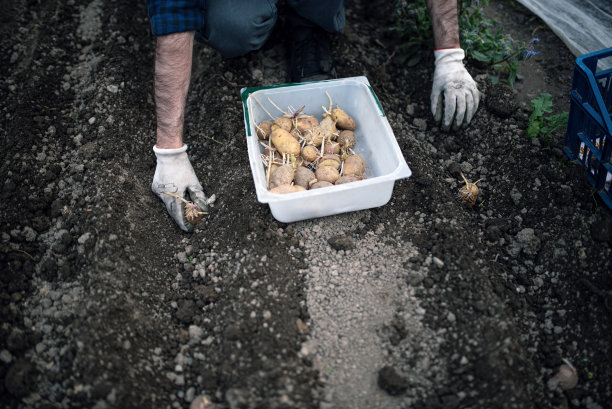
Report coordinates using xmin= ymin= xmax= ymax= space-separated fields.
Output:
xmin=527 ymin=93 xmax=569 ymax=141
xmin=393 ymin=0 xmax=528 ymax=85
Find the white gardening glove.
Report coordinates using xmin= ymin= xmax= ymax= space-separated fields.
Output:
xmin=431 ymin=48 xmax=480 ymax=131
xmin=152 ymin=144 xmax=209 ymax=232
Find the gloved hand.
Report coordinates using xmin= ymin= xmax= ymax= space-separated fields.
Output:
xmin=431 ymin=48 xmax=480 ymax=131
xmin=152 ymin=144 xmax=209 ymax=232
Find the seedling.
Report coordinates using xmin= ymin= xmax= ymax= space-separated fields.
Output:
xmin=527 ymin=93 xmax=569 ymax=141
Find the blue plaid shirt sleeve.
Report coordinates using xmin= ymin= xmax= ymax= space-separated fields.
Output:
xmin=146 ymin=0 xmax=205 ymax=36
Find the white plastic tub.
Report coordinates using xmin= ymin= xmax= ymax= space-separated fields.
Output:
xmin=241 ymin=76 xmax=411 ymax=223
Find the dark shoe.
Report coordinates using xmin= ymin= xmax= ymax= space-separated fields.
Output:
xmin=288 ymin=27 xmax=337 ymax=83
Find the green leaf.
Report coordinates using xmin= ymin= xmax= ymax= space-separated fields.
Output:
xmin=548 ymin=111 xmax=569 ymax=129
xmin=471 ymin=50 xmax=491 ymax=62
xmin=527 ymin=120 xmax=541 ymax=138
xmin=406 ymin=54 xmax=422 ymax=67
xmin=531 ymin=93 xmax=553 ymax=120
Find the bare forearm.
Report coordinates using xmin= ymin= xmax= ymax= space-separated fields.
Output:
xmin=426 ymin=0 xmax=460 ymax=49
xmin=154 ymin=31 xmax=195 ymax=149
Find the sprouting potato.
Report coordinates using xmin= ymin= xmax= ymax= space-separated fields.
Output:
xmin=274 ymin=116 xmax=293 ymax=132
xmin=271 ymin=128 xmax=301 ymax=156
xmin=260 ymin=91 xmax=367 ymax=195
xmin=342 ymin=154 xmax=366 ymax=177
xmin=268 ymin=162 xmax=280 ymax=175
xmin=323 ymin=141 xmax=340 ymax=155
xmin=294 ymin=166 xmax=316 ymax=189
xmin=290 ymin=127 xmax=301 ymax=141
xmin=269 ymin=164 xmax=295 ymax=189
xmin=319 ymin=114 xmax=337 ymax=141
xmin=332 ymin=107 xmax=356 ymax=130
xmin=319 ymin=154 xmax=341 ymax=169
xmin=296 ymin=116 xmax=319 ymax=133
xmin=256 ymin=120 xmax=273 ymax=140
xmin=306 ymin=127 xmax=325 ymax=147
xmin=301 ymin=145 xmax=319 ymax=163
xmin=270 ymin=184 xmax=306 ymax=194
xmin=337 ymin=130 xmax=355 ymax=151
xmin=315 ymin=166 xmax=340 ymax=184
xmin=310 ymin=181 xmax=333 ymax=189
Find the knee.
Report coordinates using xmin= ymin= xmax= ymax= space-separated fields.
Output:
xmin=203 ymin=4 xmax=277 ymax=58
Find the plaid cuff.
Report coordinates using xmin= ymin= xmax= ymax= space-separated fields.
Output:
xmin=146 ymin=0 xmax=205 ymax=36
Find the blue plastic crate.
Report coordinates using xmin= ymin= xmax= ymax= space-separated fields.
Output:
xmin=563 ymin=47 xmax=612 ymax=210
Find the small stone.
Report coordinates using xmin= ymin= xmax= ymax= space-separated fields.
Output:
xmin=88 ymin=117 xmax=96 ymax=125
xmin=296 ymin=318 xmax=309 ymax=335
xmin=188 ymin=325 xmax=203 ymax=343
xmin=432 ymin=257 xmax=444 ymax=267
xmin=413 ymin=118 xmax=427 ymax=131
xmin=447 ymin=312 xmax=456 ymax=322
xmin=106 ymin=84 xmax=118 ymax=94
xmin=190 ymin=395 xmax=216 ymax=409
xmin=22 ymin=227 xmax=37 ymax=242
xmin=327 ymin=235 xmax=355 ymax=251
xmin=378 ymin=366 xmax=408 ymax=396
xmin=185 ymin=387 xmax=196 ymax=403
xmin=251 ymin=68 xmax=264 ymax=82
xmin=0 ymin=350 xmax=13 ymax=364
xmin=78 ymin=232 xmax=92 ymax=245
xmin=176 ymin=252 xmax=189 ymax=263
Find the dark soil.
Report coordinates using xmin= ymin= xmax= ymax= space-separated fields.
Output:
xmin=1 ymin=0 xmax=610 ymax=409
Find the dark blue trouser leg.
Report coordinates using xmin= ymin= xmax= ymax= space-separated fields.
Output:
xmin=286 ymin=0 xmax=346 ymax=33
xmin=200 ymin=0 xmax=347 ymax=58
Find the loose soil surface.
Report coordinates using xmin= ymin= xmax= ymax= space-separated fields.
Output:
xmin=1 ymin=1 xmax=611 ymax=409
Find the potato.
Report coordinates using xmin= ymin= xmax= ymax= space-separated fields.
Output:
xmin=342 ymin=154 xmax=366 ymax=177
xmin=301 ymin=145 xmax=319 ymax=162
xmin=294 ymin=166 xmax=316 ymax=189
xmin=337 ymin=130 xmax=355 ymax=151
xmin=290 ymin=127 xmax=302 ymax=141
xmin=274 ymin=116 xmax=293 ymax=132
xmin=296 ymin=116 xmax=319 ymax=133
xmin=256 ymin=120 xmax=273 ymax=140
xmin=268 ymin=162 xmax=280 ymax=176
xmin=332 ymin=108 xmax=356 ymax=130
xmin=270 ymin=164 xmax=295 ymax=189
xmin=305 ymin=127 xmax=325 ymax=147
xmin=321 ymin=141 xmax=340 ymax=155
xmin=271 ymin=128 xmax=301 ymax=156
xmin=310 ymin=181 xmax=333 ymax=189
xmin=270 ymin=184 xmax=306 ymax=194
xmin=319 ymin=114 xmax=337 ymax=141
xmin=318 ymin=154 xmax=341 ymax=169
xmin=315 ymin=166 xmax=340 ymax=184
xmin=335 ymin=174 xmax=364 ymax=185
